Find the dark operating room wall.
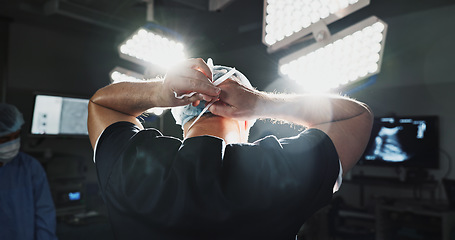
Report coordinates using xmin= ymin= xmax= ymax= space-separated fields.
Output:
xmin=0 ymin=18 xmax=9 ymax=103
xmin=7 ymin=22 xmax=117 ymax=96
xmin=4 ymin=19 xmax=128 ymax=211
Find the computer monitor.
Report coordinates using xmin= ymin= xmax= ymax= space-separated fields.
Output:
xmin=359 ymin=116 xmax=439 ymax=169
xmin=31 ymin=94 xmax=89 ymax=136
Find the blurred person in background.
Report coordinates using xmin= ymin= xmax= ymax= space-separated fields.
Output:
xmin=0 ymin=103 xmax=58 ymax=240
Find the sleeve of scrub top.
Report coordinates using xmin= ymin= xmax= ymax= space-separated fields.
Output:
xmin=31 ymin=156 xmax=58 ymax=240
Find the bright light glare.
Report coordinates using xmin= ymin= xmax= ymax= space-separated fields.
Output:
xmin=146 ymin=107 xmax=166 ymax=116
xmin=110 ymin=70 xmax=143 ymax=84
xmin=279 ymin=20 xmax=386 ymax=92
xmin=119 ymin=28 xmax=186 ymax=69
xmin=264 ymin=0 xmax=366 ymax=46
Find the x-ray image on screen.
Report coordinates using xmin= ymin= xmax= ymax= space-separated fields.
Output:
xmin=361 ymin=116 xmax=439 ymax=169
xmin=31 ymin=95 xmax=89 ymax=136
xmin=59 ymin=98 xmax=89 ymax=134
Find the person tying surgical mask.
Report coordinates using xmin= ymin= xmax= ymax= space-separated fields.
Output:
xmin=88 ymin=58 xmax=373 ymax=240
xmin=0 ymin=103 xmax=58 ymax=240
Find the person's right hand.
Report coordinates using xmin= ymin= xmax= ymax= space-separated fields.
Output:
xmin=160 ymin=58 xmax=221 ymax=107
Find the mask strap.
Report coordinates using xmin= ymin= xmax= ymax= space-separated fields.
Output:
xmin=186 ymin=67 xmax=237 ymax=131
xmin=212 ymin=67 xmax=237 ymax=86
xmin=207 ymin=58 xmax=214 ymax=80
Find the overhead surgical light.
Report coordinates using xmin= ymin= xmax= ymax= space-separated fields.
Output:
xmin=109 ymin=67 xmax=144 ymax=84
xmin=279 ymin=16 xmax=387 ymax=92
xmin=118 ymin=27 xmax=186 ymax=70
xmin=118 ymin=0 xmax=186 ymax=70
xmin=262 ymin=0 xmax=370 ymax=52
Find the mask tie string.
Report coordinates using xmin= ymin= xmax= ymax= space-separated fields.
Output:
xmin=186 ymin=67 xmax=237 ymax=131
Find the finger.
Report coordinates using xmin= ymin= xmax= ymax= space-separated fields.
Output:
xmin=173 ymin=68 xmax=214 ymax=88
xmin=193 ymin=58 xmax=212 ymax=81
xmin=192 ymin=100 xmax=201 ymax=107
xmin=181 ymin=58 xmax=212 ymax=81
xmin=178 ymin=72 xmax=220 ymax=97
xmin=189 ymin=94 xmax=215 ymax=107
xmin=214 ymin=80 xmax=238 ymax=101
xmin=200 ymin=94 xmax=214 ymax=102
xmin=186 ymin=94 xmax=204 ymax=106
xmin=208 ymin=101 xmax=234 ymax=118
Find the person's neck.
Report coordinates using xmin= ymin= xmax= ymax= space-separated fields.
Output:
xmin=184 ymin=115 xmax=245 ymax=144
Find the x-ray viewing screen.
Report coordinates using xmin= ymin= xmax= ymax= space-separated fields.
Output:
xmin=360 ymin=116 xmax=439 ymax=169
xmin=31 ymin=95 xmax=89 ymax=136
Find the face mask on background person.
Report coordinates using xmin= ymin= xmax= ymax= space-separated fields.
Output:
xmin=0 ymin=138 xmax=20 ymax=166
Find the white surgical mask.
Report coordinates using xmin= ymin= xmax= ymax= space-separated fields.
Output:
xmin=0 ymin=138 xmax=20 ymax=166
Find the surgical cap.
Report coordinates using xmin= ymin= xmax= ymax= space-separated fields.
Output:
xmin=171 ymin=65 xmax=255 ymax=128
xmin=0 ymin=103 xmax=24 ymax=137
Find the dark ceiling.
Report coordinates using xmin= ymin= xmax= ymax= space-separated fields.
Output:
xmin=1 ymin=0 xmax=455 ymax=90
xmin=3 ymin=0 xmax=454 ymax=51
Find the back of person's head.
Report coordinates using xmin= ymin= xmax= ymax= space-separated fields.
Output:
xmin=171 ymin=65 xmax=256 ymax=129
xmin=0 ymin=103 xmax=24 ymax=137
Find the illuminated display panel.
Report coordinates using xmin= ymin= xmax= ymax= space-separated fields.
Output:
xmin=360 ymin=116 xmax=439 ymax=169
xmin=31 ymin=94 xmax=89 ymax=136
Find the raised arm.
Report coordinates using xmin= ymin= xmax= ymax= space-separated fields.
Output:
xmin=87 ymin=58 xmax=220 ymax=149
xmin=209 ymin=80 xmax=373 ymax=174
